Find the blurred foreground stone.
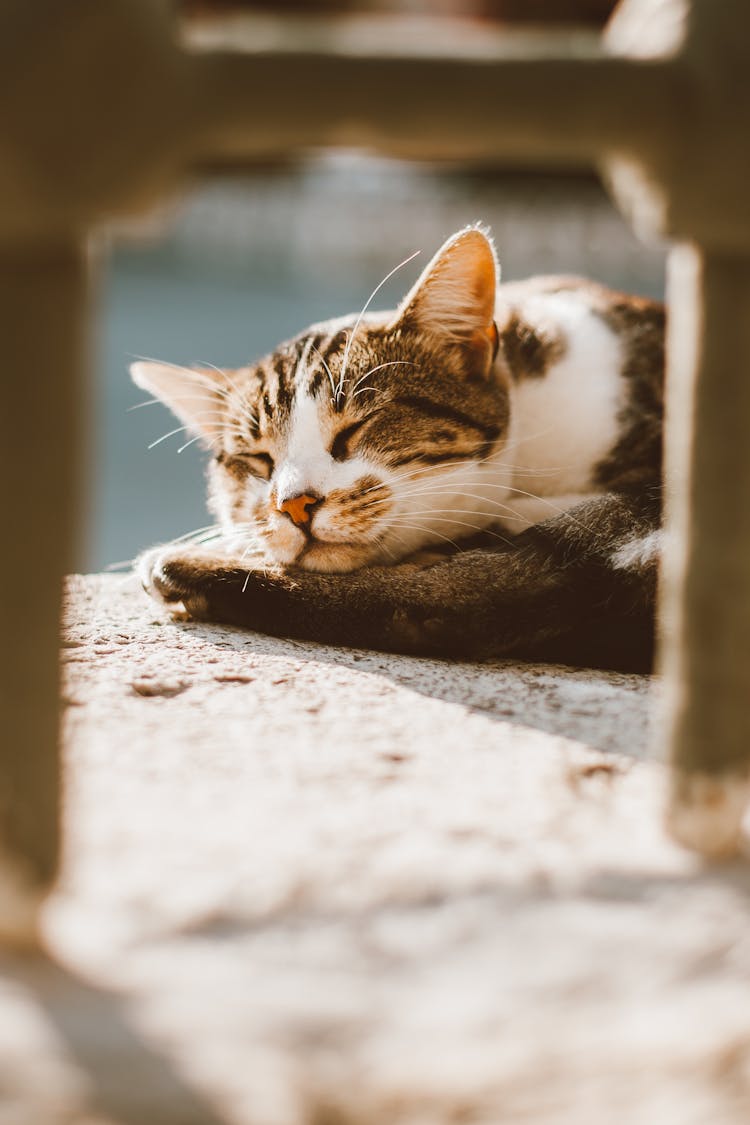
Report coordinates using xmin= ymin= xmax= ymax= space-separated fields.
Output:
xmin=1 ymin=574 xmax=748 ymax=1124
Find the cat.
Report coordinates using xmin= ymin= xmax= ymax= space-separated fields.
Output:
xmin=133 ymin=226 xmax=664 ymax=672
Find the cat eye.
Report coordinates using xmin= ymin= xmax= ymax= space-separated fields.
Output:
xmin=220 ymin=451 xmax=275 ymax=480
xmin=248 ymin=452 xmax=274 ymax=476
xmin=330 ymin=419 xmax=366 ymax=461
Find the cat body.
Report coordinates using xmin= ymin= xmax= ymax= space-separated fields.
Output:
xmin=134 ymin=228 xmax=663 ymax=671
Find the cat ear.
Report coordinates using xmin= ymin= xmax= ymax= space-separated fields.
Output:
xmin=393 ymin=227 xmax=500 ymax=378
xmin=130 ymin=360 xmax=227 ymax=446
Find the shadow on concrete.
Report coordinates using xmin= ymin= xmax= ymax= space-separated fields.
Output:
xmin=175 ymin=615 xmax=654 ymax=760
xmin=160 ymin=857 xmax=750 ymax=947
xmin=580 ymin=856 xmax=750 ymax=904
xmin=0 ymin=952 xmax=229 ymax=1125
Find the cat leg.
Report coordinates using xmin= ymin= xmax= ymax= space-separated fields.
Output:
xmin=140 ymin=493 xmax=659 ymax=671
xmin=137 ymin=539 xmax=267 ymax=606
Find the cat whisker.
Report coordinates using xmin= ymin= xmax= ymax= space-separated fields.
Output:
xmin=336 ymin=249 xmax=421 ymax=400
xmin=172 ymin=523 xmax=224 ymax=540
xmin=382 ymin=520 xmax=466 ymax=553
xmin=176 ymin=524 xmax=257 ymax=548
xmin=388 ymin=457 xmax=566 ymax=498
xmin=382 ymin=448 xmax=568 ymax=489
xmin=195 ymin=359 xmax=252 ymax=411
xmin=145 ymin=408 xmax=225 ymax=444
xmin=113 ymin=523 xmax=238 ymax=572
xmin=377 ymin=530 xmax=414 ymax=562
xmin=394 ymin=481 xmax=533 ymax=504
xmin=127 ymin=398 xmax=161 ymax=412
xmin=396 ymin=502 xmax=523 ymax=521
xmin=394 ymin=481 xmax=598 ymax=531
xmin=388 ymin=456 xmax=499 ymax=484
xmin=393 ymin=479 xmax=511 ymax=501
xmin=499 ymin=485 xmax=604 ymax=538
xmin=129 ymin=394 xmax=232 ymax=415
xmin=147 ymin=415 xmax=231 ymax=451
xmin=388 ymin=513 xmax=515 ymax=548
xmin=308 ymin=343 xmax=338 ymax=400
xmin=350 ymin=360 xmax=419 ymax=397
xmin=360 ymin=463 xmax=464 ymax=495
xmin=177 ymin=435 xmax=206 ymax=453
xmin=105 ymin=556 xmax=139 ymax=572
xmin=196 ymin=357 xmax=233 ymax=381
xmin=147 ymin=425 xmax=193 ymax=450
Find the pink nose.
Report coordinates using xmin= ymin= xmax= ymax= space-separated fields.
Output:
xmin=277 ymin=493 xmax=318 ymax=527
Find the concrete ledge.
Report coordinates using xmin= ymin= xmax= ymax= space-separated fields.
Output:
xmin=1 ymin=574 xmax=749 ymax=1124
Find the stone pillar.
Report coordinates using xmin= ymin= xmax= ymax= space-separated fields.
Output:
xmin=663 ymin=246 xmax=750 ymax=855
xmin=0 ymin=0 xmax=189 ymax=948
xmin=0 ymin=240 xmax=86 ymax=943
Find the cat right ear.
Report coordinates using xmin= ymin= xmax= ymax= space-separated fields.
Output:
xmin=130 ymin=361 xmax=227 ymax=446
xmin=393 ymin=226 xmax=500 ymax=378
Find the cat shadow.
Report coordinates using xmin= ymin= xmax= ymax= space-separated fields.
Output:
xmin=579 ymin=856 xmax=750 ymax=904
xmin=178 ymin=617 xmax=654 ymax=762
xmin=167 ymin=857 xmax=750 ymax=946
xmin=0 ymin=951 xmax=229 ymax=1125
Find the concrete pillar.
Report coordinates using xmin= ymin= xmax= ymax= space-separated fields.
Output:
xmin=0 ymin=240 xmax=86 ymax=943
xmin=663 ymin=246 xmax=750 ymax=855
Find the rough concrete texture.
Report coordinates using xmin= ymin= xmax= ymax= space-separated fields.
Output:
xmin=1 ymin=574 xmax=749 ymax=1125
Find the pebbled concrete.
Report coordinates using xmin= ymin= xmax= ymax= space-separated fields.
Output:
xmin=1 ymin=574 xmax=749 ymax=1125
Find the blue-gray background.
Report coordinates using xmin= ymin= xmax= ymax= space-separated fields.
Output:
xmin=88 ymin=156 xmax=665 ymax=572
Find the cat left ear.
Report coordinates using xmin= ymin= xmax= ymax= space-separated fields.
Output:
xmin=392 ymin=226 xmax=500 ymax=378
xmin=130 ymin=360 xmax=228 ymax=446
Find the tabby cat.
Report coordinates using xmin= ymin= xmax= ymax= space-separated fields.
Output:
xmin=134 ymin=226 xmax=664 ymax=672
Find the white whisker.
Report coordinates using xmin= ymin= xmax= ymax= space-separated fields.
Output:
xmin=351 ymin=386 xmax=383 ymax=400
xmin=383 ymin=520 xmax=465 ymax=553
xmin=388 ymin=513 xmax=514 ymax=541
xmin=336 ymin=249 xmax=421 ymax=400
xmin=308 ymin=343 xmax=337 ymax=399
xmin=177 ymin=435 xmax=206 ymax=453
xmin=350 ymin=360 xmax=419 ymax=396
xmin=397 ymin=500 xmax=522 ymax=521
xmin=147 ymin=425 xmax=192 ymax=449
xmin=293 ymin=336 xmax=316 ymax=390
xmin=127 ymin=398 xmax=161 ymax=412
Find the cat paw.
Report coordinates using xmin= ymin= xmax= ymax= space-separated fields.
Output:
xmin=137 ymin=545 xmax=209 ymax=614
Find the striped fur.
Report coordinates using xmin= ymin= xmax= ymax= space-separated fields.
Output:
xmin=134 ymin=227 xmax=664 ymax=670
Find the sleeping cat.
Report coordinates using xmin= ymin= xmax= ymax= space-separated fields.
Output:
xmin=133 ymin=226 xmax=664 ymax=671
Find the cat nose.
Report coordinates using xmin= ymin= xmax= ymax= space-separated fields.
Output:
xmin=276 ymin=492 xmax=320 ymax=527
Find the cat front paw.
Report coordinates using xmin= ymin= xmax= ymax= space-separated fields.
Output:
xmin=137 ymin=545 xmax=211 ymax=614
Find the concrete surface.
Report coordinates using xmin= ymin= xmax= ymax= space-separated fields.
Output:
xmin=1 ymin=574 xmax=749 ymax=1124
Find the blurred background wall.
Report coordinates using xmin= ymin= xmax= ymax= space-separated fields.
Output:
xmin=89 ymin=0 xmax=665 ymax=571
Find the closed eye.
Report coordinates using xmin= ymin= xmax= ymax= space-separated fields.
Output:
xmin=220 ymin=451 xmax=275 ymax=480
xmin=248 ymin=452 xmax=274 ymax=475
xmin=330 ymin=419 xmax=367 ymax=461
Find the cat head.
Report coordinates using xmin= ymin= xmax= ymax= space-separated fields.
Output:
xmin=131 ymin=227 xmax=511 ymax=572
